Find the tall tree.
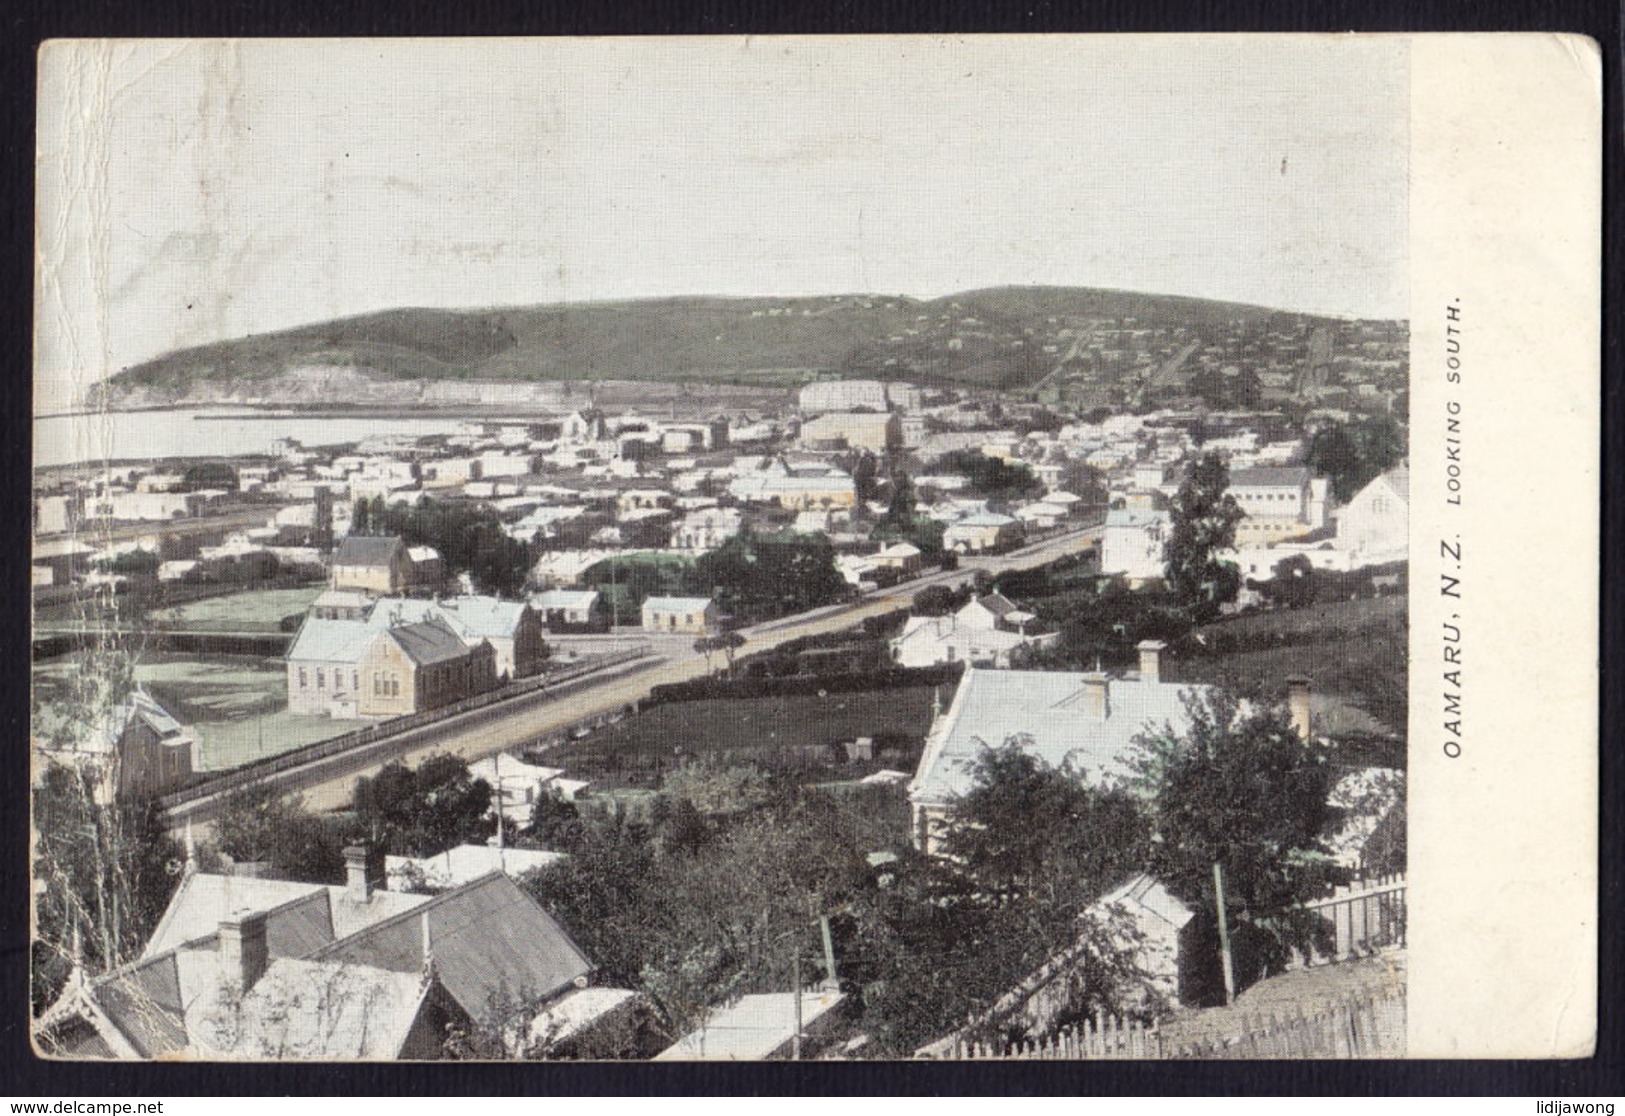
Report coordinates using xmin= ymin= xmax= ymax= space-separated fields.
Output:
xmin=1163 ymin=451 xmax=1243 ymax=617
xmin=942 ymin=737 xmax=1150 ymax=911
xmin=353 ymin=754 xmax=494 ymax=858
xmin=1132 ymin=692 xmax=1346 ymax=985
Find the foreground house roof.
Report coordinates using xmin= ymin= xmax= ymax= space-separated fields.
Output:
xmin=910 ymin=668 xmax=1210 ymax=806
xmin=39 ymin=871 xmax=597 ymax=1060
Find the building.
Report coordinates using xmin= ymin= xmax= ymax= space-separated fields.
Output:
xmin=531 ymin=589 xmax=606 ymax=630
xmin=1228 ymin=466 xmax=1328 ymax=546
xmin=1101 ymin=509 xmax=1171 ymax=586
xmin=641 ymin=596 xmax=718 ymax=634
xmin=34 ymin=857 xmax=632 ymax=1060
xmin=908 ymin=644 xmax=1208 ymax=854
xmin=728 ymin=463 xmax=858 ymax=511
xmin=943 ymin=513 xmax=1024 ymax=554
xmin=329 ymin=535 xmax=413 ymax=595
xmin=286 ymin=614 xmax=498 ymax=720
xmin=1334 ymin=465 xmax=1408 ymax=566
xmin=370 ymin=596 xmax=546 ymax=680
xmin=309 ymin=589 xmax=375 ymax=621
xmin=798 ymin=379 xmax=889 ymax=415
xmin=655 ymin=990 xmax=848 ymax=1061
xmin=672 ymin=507 xmax=743 ymax=553
xmin=869 ymin=542 xmax=923 ymax=575
xmin=889 ymin=592 xmax=1054 ymax=669
xmin=34 ymin=689 xmax=196 ymax=803
xmin=355 ymin=617 xmax=498 ymax=719
xmin=798 ymin=411 xmax=902 ymax=453
xmin=385 ymin=845 xmax=568 ymax=892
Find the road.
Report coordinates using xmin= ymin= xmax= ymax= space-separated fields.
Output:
xmin=163 ymin=520 xmax=1103 ymax=829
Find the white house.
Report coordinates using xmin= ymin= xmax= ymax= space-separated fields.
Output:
xmin=641 ymin=596 xmax=718 ymax=634
xmin=1101 ymin=509 xmax=1171 ymax=586
xmin=1334 ymin=465 xmax=1408 ymax=566
xmin=890 ymin=593 xmax=1055 ymax=669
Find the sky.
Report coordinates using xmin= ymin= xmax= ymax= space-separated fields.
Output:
xmin=35 ymin=35 xmax=1409 ymax=411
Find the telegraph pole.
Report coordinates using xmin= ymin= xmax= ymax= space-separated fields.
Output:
xmin=1213 ymin=861 xmax=1237 ymax=1006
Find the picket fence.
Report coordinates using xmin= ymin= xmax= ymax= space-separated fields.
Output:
xmin=935 ymin=982 xmax=1404 ymax=1060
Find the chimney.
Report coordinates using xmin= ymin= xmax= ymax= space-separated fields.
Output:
xmin=1080 ymin=671 xmax=1110 ymax=720
xmin=343 ymin=845 xmax=375 ymax=902
xmin=219 ymin=910 xmax=269 ymax=994
xmin=1137 ymin=639 xmax=1167 ymax=685
xmin=1286 ymin=676 xmax=1313 ymax=741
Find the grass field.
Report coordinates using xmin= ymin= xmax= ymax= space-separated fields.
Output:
xmin=1179 ymin=595 xmax=1407 ymax=756
xmin=541 ymin=685 xmax=938 ymax=788
xmin=145 ymin=585 xmax=324 ymax=631
xmin=32 ymin=651 xmax=343 ymax=772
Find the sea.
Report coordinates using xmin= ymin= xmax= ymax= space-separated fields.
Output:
xmin=33 ymin=407 xmax=479 ymax=470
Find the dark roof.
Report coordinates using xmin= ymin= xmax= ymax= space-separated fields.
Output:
xmin=94 ymin=954 xmax=188 ymax=1057
xmin=308 ymin=873 xmax=594 ymax=1027
xmin=975 ymin=591 xmax=1021 ymax=619
xmin=1229 ymin=466 xmax=1310 ymax=488
xmin=333 ymin=535 xmax=406 ymax=566
xmin=385 ymin=616 xmax=476 ymax=667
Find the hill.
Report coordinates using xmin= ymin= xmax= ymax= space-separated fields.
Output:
xmin=97 ymin=286 xmax=1366 ymax=408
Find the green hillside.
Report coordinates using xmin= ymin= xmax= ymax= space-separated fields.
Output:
xmin=108 ymin=286 xmax=1336 ymax=397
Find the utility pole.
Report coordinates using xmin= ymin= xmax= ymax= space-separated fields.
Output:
xmin=791 ymin=953 xmax=802 ymax=1061
xmin=819 ymin=914 xmax=838 ymax=989
xmin=1212 ymin=861 xmax=1236 ymax=1006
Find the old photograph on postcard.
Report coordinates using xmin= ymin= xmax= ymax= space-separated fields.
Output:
xmin=28 ymin=35 xmax=1597 ymax=1063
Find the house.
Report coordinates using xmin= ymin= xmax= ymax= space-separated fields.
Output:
xmin=34 ymin=688 xmax=196 ymax=803
xmin=531 ymin=589 xmax=607 ymax=631
xmin=798 ymin=411 xmax=902 ymax=453
xmin=329 ymin=535 xmax=413 ymax=595
xmin=943 ymin=513 xmax=1023 ymax=554
xmin=1014 ymin=501 xmax=1070 ymax=530
xmin=654 ymin=990 xmax=848 ymax=1060
xmin=309 ymin=589 xmax=375 ymax=621
xmin=728 ymin=462 xmax=858 ymax=511
xmin=909 ymin=643 xmax=1208 ymax=854
xmin=1334 ymin=465 xmax=1408 ymax=566
xmin=467 ymin=753 xmax=576 ymax=826
xmin=1101 ymin=509 xmax=1171 ymax=586
xmin=641 ymin=596 xmax=718 ymax=634
xmin=35 ymin=853 xmax=623 ymax=1061
xmin=798 ymin=379 xmax=889 ymax=415
xmin=672 ymin=507 xmax=743 ymax=553
xmin=355 ymin=616 xmax=498 ymax=718
xmin=869 ymin=542 xmax=923 ymax=575
xmin=384 ymin=596 xmax=547 ymax=680
xmin=385 ymin=845 xmax=568 ymax=892
xmin=889 ymin=593 xmax=1055 ymax=669
xmin=1228 ymin=466 xmax=1329 ymax=546
xmin=286 ymin=615 xmax=497 ymax=720
xmin=561 ymin=409 xmax=607 ymax=444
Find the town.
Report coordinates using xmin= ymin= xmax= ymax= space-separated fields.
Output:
xmin=31 ymin=304 xmax=1410 ymax=1061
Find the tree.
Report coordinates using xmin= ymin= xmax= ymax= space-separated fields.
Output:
xmin=1057 ymin=459 xmax=1109 ymax=509
xmin=213 ymin=785 xmax=351 ymax=884
xmin=1132 ymin=692 xmax=1347 ymax=991
xmin=883 ymin=468 xmax=917 ymax=526
xmin=353 ymin=754 xmax=494 ymax=858
xmin=1308 ymin=416 xmax=1405 ymax=503
xmin=691 ymin=530 xmax=847 ymax=622
xmin=1163 ymin=451 xmax=1243 ymax=618
xmin=942 ymin=738 xmax=1150 ymax=910
xmin=1261 ymin=553 xmax=1315 ymax=610
xmin=32 ymin=764 xmax=182 ymax=1014
xmin=911 ymin=584 xmax=958 ymax=617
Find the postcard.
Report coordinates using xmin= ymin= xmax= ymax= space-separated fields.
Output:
xmin=29 ymin=34 xmax=1599 ymax=1062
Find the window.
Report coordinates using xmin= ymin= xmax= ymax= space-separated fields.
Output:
xmin=352 ymin=671 xmax=359 ymax=691
xmin=316 ymin=669 xmax=325 ymax=690
xmin=299 ymin=667 xmax=308 ymax=688
xmin=391 ymin=677 xmax=400 ymax=697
